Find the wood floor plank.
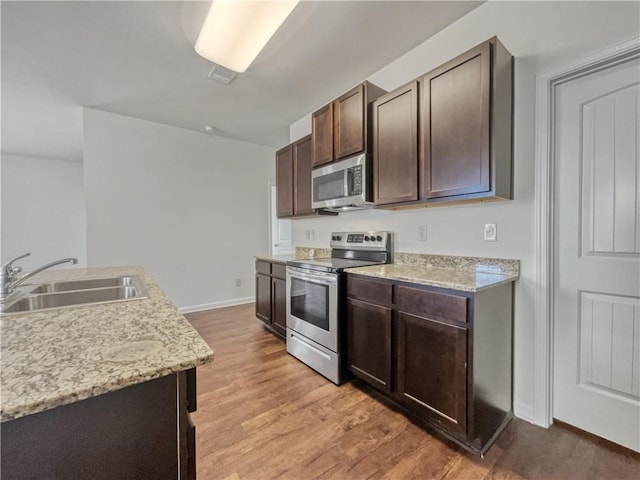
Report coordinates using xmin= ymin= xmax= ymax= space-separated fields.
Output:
xmin=186 ymin=304 xmax=640 ymax=480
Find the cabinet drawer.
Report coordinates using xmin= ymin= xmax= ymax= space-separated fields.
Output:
xmin=347 ymin=275 xmax=392 ymax=305
xmin=256 ymin=260 xmax=271 ymax=275
xmin=272 ymin=263 xmax=287 ymax=280
xmin=396 ymin=286 xmax=467 ymax=324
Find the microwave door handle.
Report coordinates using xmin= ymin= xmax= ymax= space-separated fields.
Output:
xmin=343 ymin=168 xmax=350 ymax=196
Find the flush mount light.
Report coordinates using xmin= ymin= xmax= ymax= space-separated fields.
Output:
xmin=194 ymin=0 xmax=300 ymax=73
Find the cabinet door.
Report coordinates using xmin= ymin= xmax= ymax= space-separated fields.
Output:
xmin=293 ymin=135 xmax=314 ymax=216
xmin=420 ymin=41 xmax=491 ymax=199
xmin=312 ymin=103 xmax=334 ymax=167
xmin=255 ymin=273 xmax=271 ymax=324
xmin=271 ymin=277 xmax=287 ymax=336
xmin=334 ymin=84 xmax=365 ymax=160
xmin=347 ymin=297 xmax=392 ymax=392
xmin=396 ymin=312 xmax=467 ymax=434
xmin=373 ymin=82 xmax=419 ymax=205
xmin=276 ymin=145 xmax=294 ymax=217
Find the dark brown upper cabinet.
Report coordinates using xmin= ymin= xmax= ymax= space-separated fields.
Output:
xmin=420 ymin=37 xmax=512 ymax=202
xmin=276 ymin=135 xmax=336 ymax=219
xmin=372 ymin=37 xmax=512 ymax=209
xmin=275 ymin=145 xmax=294 ymax=218
xmin=312 ymin=103 xmax=334 ymax=167
xmin=312 ymin=81 xmax=386 ymax=168
xmin=293 ymin=135 xmax=314 ymax=216
xmin=373 ymin=82 xmax=419 ymax=205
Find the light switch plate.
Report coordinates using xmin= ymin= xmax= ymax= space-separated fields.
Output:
xmin=484 ymin=223 xmax=497 ymax=242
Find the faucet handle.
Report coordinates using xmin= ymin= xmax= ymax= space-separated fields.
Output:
xmin=2 ymin=253 xmax=31 ymax=274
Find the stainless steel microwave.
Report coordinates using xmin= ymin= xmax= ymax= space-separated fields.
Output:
xmin=311 ymin=154 xmax=372 ymax=212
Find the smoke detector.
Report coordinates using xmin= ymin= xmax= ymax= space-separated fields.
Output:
xmin=207 ymin=63 xmax=237 ymax=84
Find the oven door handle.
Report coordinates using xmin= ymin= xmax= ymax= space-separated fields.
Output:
xmin=287 ymin=270 xmax=337 ymax=286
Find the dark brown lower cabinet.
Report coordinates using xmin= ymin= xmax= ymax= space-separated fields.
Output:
xmin=271 ymin=276 xmax=287 ymax=336
xmin=255 ymin=272 xmax=271 ymax=323
xmin=1 ymin=369 xmax=198 ymax=480
xmin=255 ymin=259 xmax=286 ymax=338
xmin=396 ymin=311 xmax=467 ymax=434
xmin=346 ymin=273 xmax=514 ymax=455
xmin=347 ymin=297 xmax=392 ymax=392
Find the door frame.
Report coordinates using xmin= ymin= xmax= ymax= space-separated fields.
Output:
xmin=533 ymin=38 xmax=640 ymax=428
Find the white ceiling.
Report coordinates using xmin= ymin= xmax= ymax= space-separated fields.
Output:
xmin=1 ymin=1 xmax=483 ymax=162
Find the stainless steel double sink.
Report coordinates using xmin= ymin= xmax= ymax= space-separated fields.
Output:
xmin=1 ymin=275 xmax=149 ymax=314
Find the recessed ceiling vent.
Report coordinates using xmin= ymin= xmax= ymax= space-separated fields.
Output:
xmin=207 ymin=63 xmax=237 ymax=85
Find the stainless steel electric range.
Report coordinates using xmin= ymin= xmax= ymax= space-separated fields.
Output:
xmin=285 ymin=231 xmax=392 ymax=384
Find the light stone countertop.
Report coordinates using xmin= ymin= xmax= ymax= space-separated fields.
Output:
xmin=347 ymin=264 xmax=517 ymax=292
xmin=255 ymin=249 xmax=519 ymax=292
xmin=255 ymin=247 xmax=333 ymax=265
xmin=254 ymin=254 xmax=295 ymax=264
xmin=0 ymin=266 xmax=214 ymax=422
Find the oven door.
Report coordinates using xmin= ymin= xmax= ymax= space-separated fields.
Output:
xmin=286 ymin=266 xmax=338 ymax=353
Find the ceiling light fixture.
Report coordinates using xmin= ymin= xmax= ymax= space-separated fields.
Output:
xmin=194 ymin=0 xmax=300 ymax=73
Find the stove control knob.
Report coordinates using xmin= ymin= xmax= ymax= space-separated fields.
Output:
xmin=336 ymin=236 xmax=342 ymax=241
xmin=331 ymin=236 xmax=337 ymax=241
xmin=364 ymin=236 xmax=370 ymax=241
xmin=376 ymin=235 xmax=383 ymax=242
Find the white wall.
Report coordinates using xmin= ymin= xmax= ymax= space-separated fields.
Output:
xmin=289 ymin=1 xmax=640 ymax=422
xmin=1 ymin=154 xmax=87 ymax=270
xmin=84 ymin=109 xmax=275 ymax=310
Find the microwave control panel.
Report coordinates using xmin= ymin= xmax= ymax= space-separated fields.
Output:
xmin=348 ymin=166 xmax=362 ymax=195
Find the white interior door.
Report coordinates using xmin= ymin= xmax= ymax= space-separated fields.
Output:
xmin=270 ymin=185 xmax=291 ymax=255
xmin=553 ymin=55 xmax=640 ymax=452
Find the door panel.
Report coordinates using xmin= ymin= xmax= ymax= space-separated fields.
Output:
xmin=270 ymin=186 xmax=291 ymax=255
xmin=255 ymin=273 xmax=271 ymax=324
xmin=553 ymin=55 xmax=640 ymax=452
xmin=420 ymin=42 xmax=490 ymax=199
xmin=271 ymin=277 xmax=287 ymax=336
xmin=580 ymin=84 xmax=640 ymax=256
xmin=396 ymin=312 xmax=467 ymax=434
xmin=347 ymin=297 xmax=392 ymax=392
xmin=312 ymin=103 xmax=334 ymax=167
xmin=373 ymin=83 xmax=419 ymax=205
xmin=293 ymin=135 xmax=314 ymax=215
xmin=334 ymin=84 xmax=365 ymax=159
xmin=276 ymin=146 xmax=293 ymax=217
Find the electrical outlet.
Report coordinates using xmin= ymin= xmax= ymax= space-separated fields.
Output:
xmin=484 ymin=223 xmax=497 ymax=242
xmin=311 ymin=229 xmax=316 ymax=240
xmin=305 ymin=229 xmax=311 ymax=240
xmin=418 ymin=225 xmax=427 ymax=241
xmin=234 ymin=279 xmax=241 ymax=287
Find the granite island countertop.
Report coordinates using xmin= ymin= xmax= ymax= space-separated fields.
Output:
xmin=347 ymin=253 xmax=519 ymax=292
xmin=0 ymin=266 xmax=214 ymax=422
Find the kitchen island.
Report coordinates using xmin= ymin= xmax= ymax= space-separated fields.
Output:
xmin=1 ymin=266 xmax=213 ymax=479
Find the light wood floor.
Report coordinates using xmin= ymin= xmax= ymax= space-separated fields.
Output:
xmin=186 ymin=304 xmax=640 ymax=480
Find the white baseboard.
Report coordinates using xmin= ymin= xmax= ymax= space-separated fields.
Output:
xmin=513 ymin=401 xmax=535 ymax=424
xmin=179 ymin=296 xmax=254 ymax=314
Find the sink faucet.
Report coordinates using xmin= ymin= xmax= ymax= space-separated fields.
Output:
xmin=1 ymin=253 xmax=78 ymax=297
